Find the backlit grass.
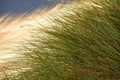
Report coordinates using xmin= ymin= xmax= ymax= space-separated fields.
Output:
xmin=9 ymin=0 xmax=120 ymax=80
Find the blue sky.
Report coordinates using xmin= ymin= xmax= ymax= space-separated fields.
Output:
xmin=0 ymin=0 xmax=55 ymax=16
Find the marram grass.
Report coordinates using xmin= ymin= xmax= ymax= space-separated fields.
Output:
xmin=10 ymin=0 xmax=120 ymax=80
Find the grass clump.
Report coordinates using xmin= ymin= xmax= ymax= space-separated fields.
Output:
xmin=11 ymin=0 xmax=120 ymax=80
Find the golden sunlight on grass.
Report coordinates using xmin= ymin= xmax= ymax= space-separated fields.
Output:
xmin=0 ymin=4 xmax=66 ymax=78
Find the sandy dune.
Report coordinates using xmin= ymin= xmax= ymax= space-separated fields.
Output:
xmin=0 ymin=16 xmax=28 ymax=78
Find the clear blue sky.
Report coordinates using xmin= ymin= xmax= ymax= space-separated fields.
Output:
xmin=0 ymin=0 xmax=55 ymax=16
